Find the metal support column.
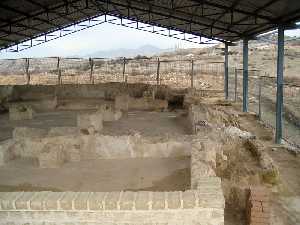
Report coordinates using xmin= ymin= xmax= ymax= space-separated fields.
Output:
xmin=89 ymin=57 xmax=94 ymax=84
xmin=234 ymin=67 xmax=238 ymax=102
xmin=258 ymin=76 xmax=262 ymax=121
xmin=156 ymin=58 xmax=160 ymax=85
xmin=224 ymin=43 xmax=229 ymax=99
xmin=25 ymin=58 xmax=30 ymax=85
xmin=191 ymin=60 xmax=194 ymax=88
xmin=122 ymin=57 xmax=126 ymax=82
xmin=276 ymin=25 xmax=285 ymax=144
xmin=243 ymin=39 xmax=249 ymax=112
xmin=57 ymin=57 xmax=61 ymax=85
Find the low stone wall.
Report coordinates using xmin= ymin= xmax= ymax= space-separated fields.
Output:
xmin=0 ymin=177 xmax=224 ymax=225
xmin=115 ymin=94 xmax=168 ymax=111
xmin=0 ymin=127 xmax=191 ymax=168
xmin=0 ymin=83 xmax=170 ymax=102
xmin=8 ymin=104 xmax=34 ymax=120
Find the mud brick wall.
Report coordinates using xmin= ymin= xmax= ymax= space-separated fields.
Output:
xmin=0 ymin=182 xmax=224 ymax=225
xmin=246 ymin=186 xmax=270 ymax=225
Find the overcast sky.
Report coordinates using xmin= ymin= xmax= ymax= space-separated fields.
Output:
xmin=0 ymin=15 xmax=299 ymax=59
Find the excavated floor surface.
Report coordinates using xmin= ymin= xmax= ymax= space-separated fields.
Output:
xmin=0 ymin=157 xmax=190 ymax=192
xmin=0 ymin=107 xmax=191 ymax=192
xmin=0 ymin=109 xmax=190 ymax=141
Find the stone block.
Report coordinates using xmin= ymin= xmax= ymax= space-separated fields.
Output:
xmin=88 ymin=192 xmax=106 ymax=210
xmin=115 ymin=94 xmax=129 ymax=111
xmin=135 ymin=191 xmax=150 ymax=210
xmin=30 ymin=191 xmax=50 ymax=210
xmin=77 ymin=111 xmax=103 ymax=134
xmin=182 ymin=190 xmax=196 ymax=209
xmin=9 ymin=104 xmax=34 ymax=121
xmin=167 ymin=192 xmax=181 ymax=209
xmin=44 ymin=192 xmax=65 ymax=210
xmin=0 ymin=190 xmax=225 ymax=225
xmin=98 ymin=104 xmax=122 ymax=122
xmin=0 ymin=139 xmax=13 ymax=165
xmin=47 ymin=127 xmax=79 ymax=137
xmin=197 ymin=193 xmax=225 ymax=208
xmin=60 ymin=192 xmax=77 ymax=210
xmin=120 ymin=191 xmax=135 ymax=210
xmin=104 ymin=192 xmax=120 ymax=210
xmin=152 ymin=192 xmax=165 ymax=210
xmin=74 ymin=192 xmax=90 ymax=210
xmin=0 ymin=192 xmax=23 ymax=210
xmin=13 ymin=127 xmax=48 ymax=140
xmin=38 ymin=143 xmax=65 ymax=168
xmin=15 ymin=192 xmax=35 ymax=210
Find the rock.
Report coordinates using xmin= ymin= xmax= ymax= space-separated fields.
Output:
xmin=38 ymin=143 xmax=65 ymax=168
xmin=47 ymin=127 xmax=79 ymax=137
xmin=77 ymin=111 xmax=103 ymax=134
xmin=244 ymin=139 xmax=279 ymax=185
xmin=98 ymin=104 xmax=122 ymax=122
xmin=9 ymin=104 xmax=34 ymax=120
xmin=13 ymin=127 xmax=48 ymax=140
xmin=224 ymin=126 xmax=255 ymax=140
xmin=115 ymin=94 xmax=129 ymax=111
xmin=0 ymin=139 xmax=14 ymax=165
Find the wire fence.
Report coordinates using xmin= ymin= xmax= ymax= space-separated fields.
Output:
xmin=0 ymin=57 xmax=225 ymax=89
xmin=228 ymin=67 xmax=300 ymax=148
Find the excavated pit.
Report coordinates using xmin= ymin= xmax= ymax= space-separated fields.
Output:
xmin=2 ymin=82 xmax=295 ymax=225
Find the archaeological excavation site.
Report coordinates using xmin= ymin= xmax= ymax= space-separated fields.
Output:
xmin=0 ymin=1 xmax=300 ymax=225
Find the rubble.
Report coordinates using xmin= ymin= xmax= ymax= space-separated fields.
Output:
xmin=224 ymin=126 xmax=255 ymax=140
xmin=77 ymin=111 xmax=103 ymax=134
xmin=9 ymin=104 xmax=34 ymax=120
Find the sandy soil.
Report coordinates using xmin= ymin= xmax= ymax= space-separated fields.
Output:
xmin=103 ymin=110 xmax=190 ymax=137
xmin=0 ymin=157 xmax=190 ymax=192
xmin=0 ymin=107 xmax=190 ymax=142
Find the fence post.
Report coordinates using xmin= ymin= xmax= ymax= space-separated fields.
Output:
xmin=234 ymin=68 xmax=238 ymax=102
xmin=57 ymin=57 xmax=61 ymax=85
xmin=258 ymin=75 xmax=262 ymax=121
xmin=122 ymin=57 xmax=126 ymax=82
xmin=89 ymin=57 xmax=94 ymax=84
xmin=191 ymin=60 xmax=194 ymax=88
xmin=25 ymin=58 xmax=30 ymax=85
xmin=156 ymin=57 xmax=160 ymax=85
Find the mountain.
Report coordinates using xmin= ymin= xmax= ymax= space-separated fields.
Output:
xmin=85 ymin=45 xmax=171 ymax=58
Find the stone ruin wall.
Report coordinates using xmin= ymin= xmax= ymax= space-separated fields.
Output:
xmin=0 ymin=84 xmax=226 ymax=225
xmin=0 ymin=126 xmax=225 ymax=225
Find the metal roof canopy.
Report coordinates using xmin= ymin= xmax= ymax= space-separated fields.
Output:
xmin=1 ymin=0 xmax=300 ymax=51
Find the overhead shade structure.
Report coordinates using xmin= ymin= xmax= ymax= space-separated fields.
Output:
xmin=0 ymin=0 xmax=300 ymax=50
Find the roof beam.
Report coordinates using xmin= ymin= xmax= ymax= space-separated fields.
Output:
xmin=23 ymin=0 xmax=76 ymax=23
xmin=214 ymin=0 xmax=280 ymax=38
xmin=95 ymin=0 xmax=243 ymax=37
xmin=190 ymin=0 xmax=274 ymax=23
xmin=210 ymin=0 xmax=242 ymax=27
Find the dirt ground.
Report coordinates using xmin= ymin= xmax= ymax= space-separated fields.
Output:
xmin=0 ymin=98 xmax=299 ymax=225
xmin=228 ymin=104 xmax=300 ymax=225
xmin=0 ymin=107 xmax=190 ymax=142
xmin=0 ymin=107 xmax=191 ymax=192
xmin=0 ymin=157 xmax=190 ymax=192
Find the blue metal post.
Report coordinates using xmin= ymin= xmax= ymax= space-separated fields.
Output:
xmin=224 ymin=43 xmax=229 ymax=99
xmin=276 ymin=25 xmax=284 ymax=144
xmin=243 ymin=39 xmax=249 ymax=112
